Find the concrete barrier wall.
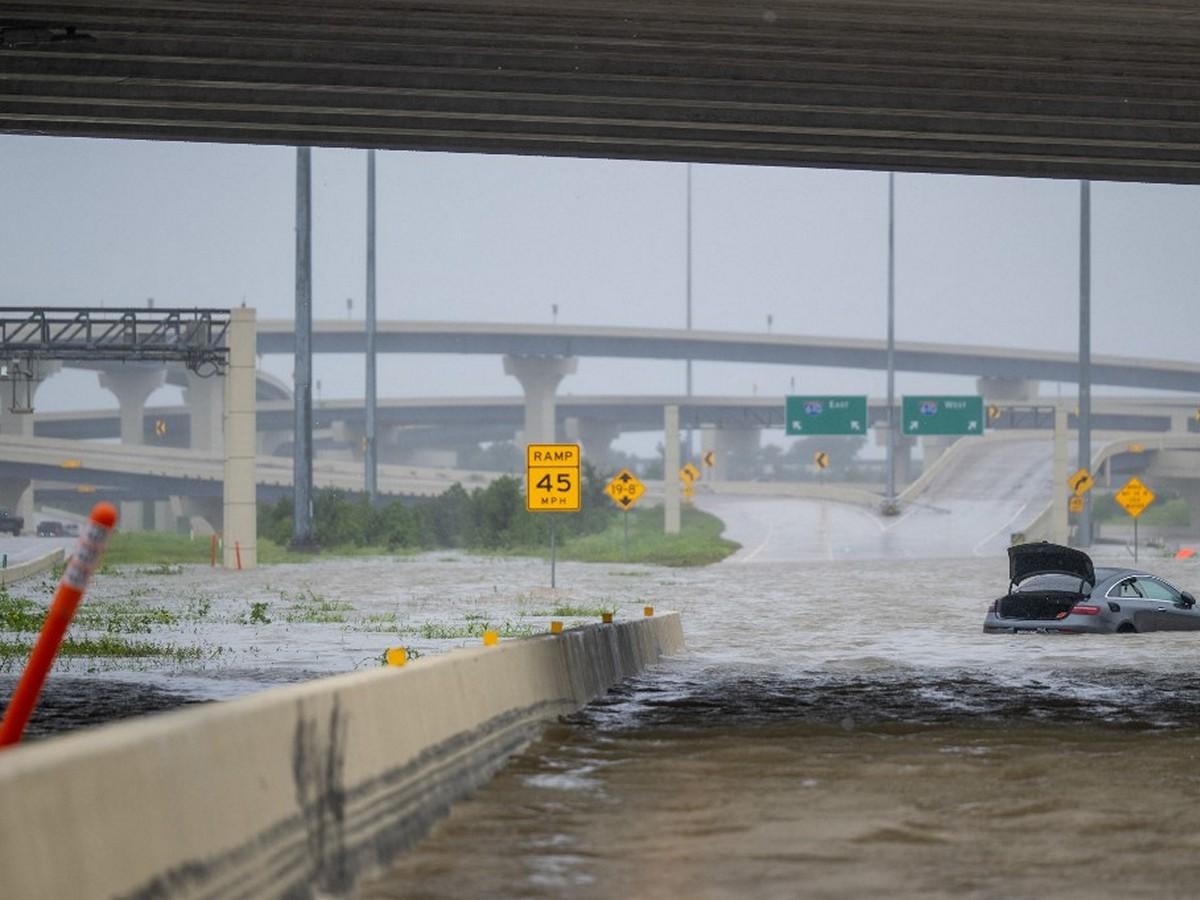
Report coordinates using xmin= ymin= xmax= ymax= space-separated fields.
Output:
xmin=0 ymin=548 xmax=63 ymax=587
xmin=0 ymin=613 xmax=685 ymax=899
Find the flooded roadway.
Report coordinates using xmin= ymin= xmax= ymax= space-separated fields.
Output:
xmin=358 ymin=491 xmax=1200 ymax=900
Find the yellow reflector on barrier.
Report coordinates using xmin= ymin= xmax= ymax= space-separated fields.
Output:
xmin=385 ymin=647 xmax=407 ymax=667
xmin=601 ymin=612 xmax=614 ymax=624
xmin=643 ymin=606 xmax=654 ymax=617
xmin=550 ymin=620 xmax=563 ymax=634
xmin=483 ymin=630 xmax=498 ymax=646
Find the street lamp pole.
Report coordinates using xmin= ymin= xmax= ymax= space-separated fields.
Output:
xmin=292 ymin=147 xmax=315 ymax=547
xmin=365 ymin=149 xmax=378 ymax=504
xmin=884 ymin=172 xmax=897 ymax=511
xmin=685 ymin=163 xmax=693 ymax=462
xmin=1078 ymin=180 xmax=1092 ymax=547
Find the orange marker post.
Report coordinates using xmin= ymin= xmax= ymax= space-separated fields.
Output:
xmin=0 ymin=502 xmax=118 ymax=748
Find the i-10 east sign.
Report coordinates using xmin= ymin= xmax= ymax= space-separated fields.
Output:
xmin=785 ymin=396 xmax=868 ymax=436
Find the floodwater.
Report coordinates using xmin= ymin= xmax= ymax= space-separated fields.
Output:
xmin=357 ymin=498 xmax=1200 ymax=899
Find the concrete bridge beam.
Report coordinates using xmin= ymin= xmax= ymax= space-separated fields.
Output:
xmin=502 ymin=355 xmax=577 ymax=447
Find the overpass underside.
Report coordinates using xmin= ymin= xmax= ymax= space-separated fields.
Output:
xmin=1 ymin=1 xmax=1199 ymax=183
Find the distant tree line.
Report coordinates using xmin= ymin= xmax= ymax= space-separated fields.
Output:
xmin=258 ymin=464 xmax=614 ymax=551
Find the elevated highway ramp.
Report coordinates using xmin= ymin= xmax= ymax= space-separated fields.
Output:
xmin=0 ymin=435 xmax=499 ymax=500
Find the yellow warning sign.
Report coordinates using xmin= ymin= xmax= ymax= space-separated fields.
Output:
xmin=702 ymin=450 xmax=716 ymax=468
xmin=814 ymin=450 xmax=830 ymax=470
xmin=1068 ymin=495 xmax=1084 ymax=513
xmin=1069 ymin=468 xmax=1094 ymax=497
xmin=604 ymin=468 xmax=646 ymax=510
xmin=679 ymin=463 xmax=701 ymax=483
xmin=1115 ymin=477 xmax=1155 ymax=519
xmin=526 ymin=443 xmax=581 ymax=512
xmin=682 ymin=482 xmax=695 ymax=500
xmin=154 ymin=418 xmax=168 ymax=437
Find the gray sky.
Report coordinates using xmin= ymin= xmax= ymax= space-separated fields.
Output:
xmin=2 ymin=134 xmax=1198 ymax=450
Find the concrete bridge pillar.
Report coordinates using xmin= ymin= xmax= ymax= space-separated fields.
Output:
xmin=98 ymin=364 xmax=166 ymax=531
xmin=563 ymin=417 xmax=620 ymax=470
xmin=874 ymin=424 xmax=914 ymax=488
xmin=502 ymin=355 xmax=577 ymax=447
xmin=664 ymin=405 xmax=680 ymax=534
xmin=711 ymin=427 xmax=761 ymax=481
xmin=976 ymin=376 xmax=1039 ymax=404
xmin=0 ymin=361 xmax=60 ymax=527
xmin=184 ymin=368 xmax=224 ymax=453
xmin=920 ymin=435 xmax=958 ymax=471
xmin=223 ymin=308 xmax=257 ymax=569
xmin=1170 ymin=411 xmax=1192 ymax=434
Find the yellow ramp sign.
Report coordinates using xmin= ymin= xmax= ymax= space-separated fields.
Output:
xmin=1115 ymin=477 xmax=1155 ymax=519
xmin=605 ymin=468 xmax=646 ymax=510
xmin=526 ymin=443 xmax=581 ymax=512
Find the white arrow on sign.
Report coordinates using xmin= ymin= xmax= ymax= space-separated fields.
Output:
xmin=968 ymin=421 xmax=978 ymax=431
xmin=791 ymin=420 xmax=802 ymax=430
xmin=909 ymin=420 xmax=919 ymax=430
xmin=851 ymin=421 xmax=861 ymax=431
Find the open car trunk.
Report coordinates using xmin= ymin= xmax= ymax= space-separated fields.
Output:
xmin=996 ymin=590 xmax=1085 ymax=620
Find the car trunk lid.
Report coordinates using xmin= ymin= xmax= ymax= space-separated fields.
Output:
xmin=1008 ymin=542 xmax=1094 ymax=590
xmin=996 ymin=543 xmax=1095 ymax=621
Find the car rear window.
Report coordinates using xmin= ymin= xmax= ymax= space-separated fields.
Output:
xmin=1015 ymin=574 xmax=1088 ymax=593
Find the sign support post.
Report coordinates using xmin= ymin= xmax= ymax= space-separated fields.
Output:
xmin=550 ymin=517 xmax=557 ymax=588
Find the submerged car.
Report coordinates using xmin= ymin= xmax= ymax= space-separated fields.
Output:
xmin=983 ymin=542 xmax=1198 ymax=634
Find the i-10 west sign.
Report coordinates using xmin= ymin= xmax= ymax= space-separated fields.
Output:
xmin=785 ymin=396 xmax=868 ymax=436
xmin=902 ymin=396 xmax=984 ymax=436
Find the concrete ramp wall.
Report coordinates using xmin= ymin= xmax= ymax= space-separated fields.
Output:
xmin=0 ymin=613 xmax=685 ymax=900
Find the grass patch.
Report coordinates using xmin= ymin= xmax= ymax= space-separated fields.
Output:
xmin=403 ymin=619 xmax=537 ymax=639
xmin=0 ymin=592 xmax=44 ymax=632
xmin=101 ymin=532 xmax=410 ymax=567
xmin=556 ymin=506 xmax=739 ymax=567
xmin=1094 ymin=495 xmax=1190 ymax=528
xmin=283 ymin=589 xmax=355 ymax=624
xmin=75 ymin=599 xmax=177 ymax=634
xmin=523 ymin=603 xmax=616 ymax=618
xmin=0 ymin=635 xmax=205 ymax=662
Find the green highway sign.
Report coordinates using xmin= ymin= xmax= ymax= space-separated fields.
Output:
xmin=785 ymin=396 xmax=868 ymax=436
xmin=902 ymin=395 xmax=984 ymax=436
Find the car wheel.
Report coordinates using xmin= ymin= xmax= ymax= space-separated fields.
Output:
xmin=1116 ymin=622 xmax=1138 ymax=634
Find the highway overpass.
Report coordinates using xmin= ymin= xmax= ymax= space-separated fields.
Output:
xmin=255 ymin=321 xmax=1200 ymax=394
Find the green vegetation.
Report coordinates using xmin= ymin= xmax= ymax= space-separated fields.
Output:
xmin=522 ymin=602 xmax=617 ymax=618
xmin=0 ymin=635 xmax=205 ymax=662
xmin=559 ymin=506 xmax=739 ymax=567
xmin=1093 ymin=493 xmax=1191 ymax=528
xmin=281 ymin=588 xmax=355 ymax=624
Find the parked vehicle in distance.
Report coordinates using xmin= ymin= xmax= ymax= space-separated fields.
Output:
xmin=984 ymin=542 xmax=1198 ymax=634
xmin=36 ymin=520 xmax=64 ymax=537
xmin=0 ymin=510 xmax=23 ymax=536
xmin=63 ymin=522 xmax=79 ymax=537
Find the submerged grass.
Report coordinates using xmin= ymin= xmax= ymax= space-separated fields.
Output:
xmin=558 ymin=506 xmax=740 ymax=567
xmin=0 ymin=635 xmax=205 ymax=661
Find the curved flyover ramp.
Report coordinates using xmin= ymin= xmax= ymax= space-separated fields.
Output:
xmin=701 ymin=436 xmax=1054 ymax=562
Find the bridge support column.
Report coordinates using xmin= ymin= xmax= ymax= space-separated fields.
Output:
xmin=98 ymin=365 xmax=166 ymax=531
xmin=563 ymin=417 xmax=619 ymax=470
xmin=1171 ymin=411 xmax=1192 ymax=434
xmin=185 ymin=369 xmax=224 ymax=454
xmin=712 ymin=427 xmax=761 ymax=481
xmin=0 ymin=362 xmax=60 ymax=527
xmin=920 ymin=435 xmax=957 ymax=471
xmin=875 ymin=424 xmax=913 ymax=488
xmin=976 ymin=376 xmax=1040 ymax=404
xmin=502 ymin=355 xmax=577 ymax=447
xmin=224 ymin=309 xmax=257 ymax=570
xmin=664 ymin=405 xmax=680 ymax=534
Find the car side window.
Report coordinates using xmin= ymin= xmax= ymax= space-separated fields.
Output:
xmin=1134 ymin=578 xmax=1181 ymax=602
xmin=1107 ymin=578 xmax=1143 ymax=599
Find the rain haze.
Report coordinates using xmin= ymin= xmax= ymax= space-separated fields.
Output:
xmin=1 ymin=134 xmax=1198 ymax=453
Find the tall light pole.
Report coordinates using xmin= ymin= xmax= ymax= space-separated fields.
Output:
xmin=884 ymin=172 xmax=897 ymax=512
xmin=292 ymin=147 xmax=315 ymax=547
xmin=685 ymin=163 xmax=693 ymax=461
xmin=365 ymin=149 xmax=378 ymax=504
xmin=1077 ymin=180 xmax=1092 ymax=547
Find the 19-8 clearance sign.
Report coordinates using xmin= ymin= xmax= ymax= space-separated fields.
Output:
xmin=526 ymin=443 xmax=581 ymax=512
